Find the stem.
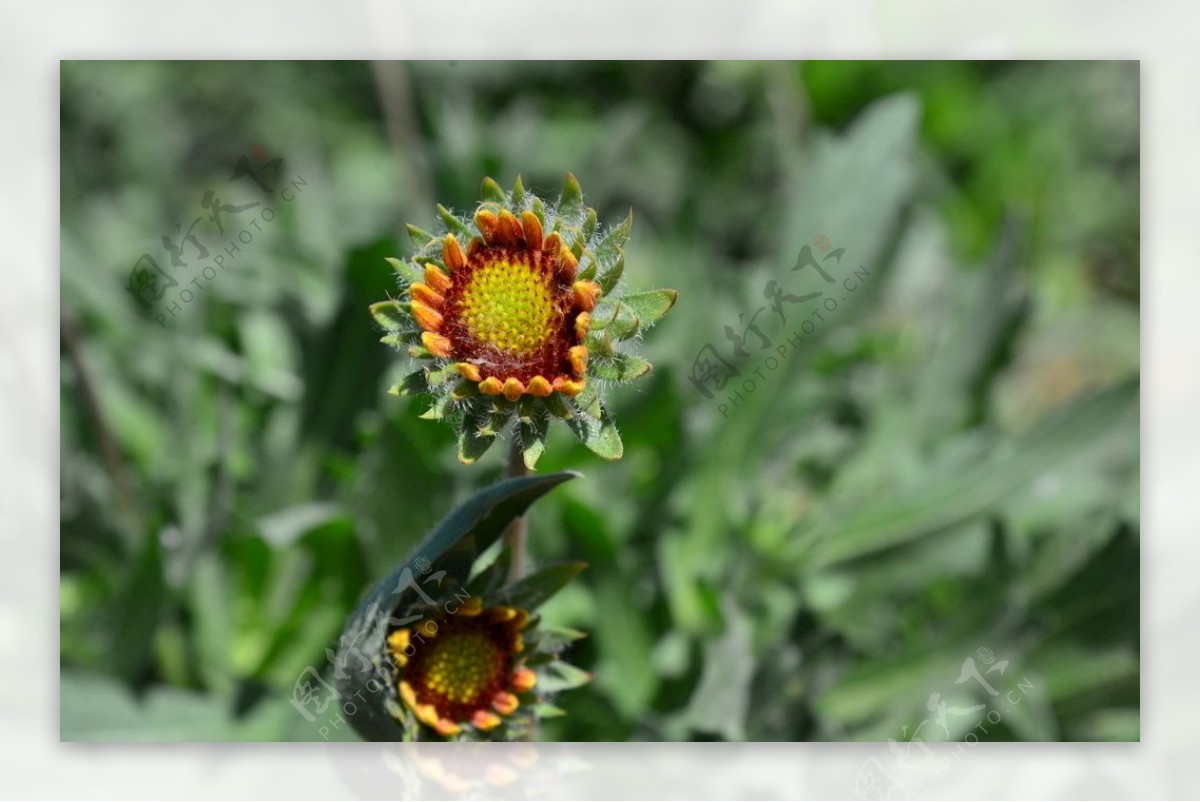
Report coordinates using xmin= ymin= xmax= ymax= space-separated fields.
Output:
xmin=502 ymin=437 xmax=528 ymax=582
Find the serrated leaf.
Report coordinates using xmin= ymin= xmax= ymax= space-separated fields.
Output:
xmin=591 ymin=353 xmax=651 ymax=383
xmin=498 ymin=561 xmax=587 ymax=611
xmin=335 ymin=471 xmax=577 ymax=740
xmin=481 ymin=176 xmax=507 ymax=204
xmin=590 ymin=301 xmax=640 ymax=341
xmin=388 ymin=370 xmax=429 ymax=397
xmin=581 ymin=207 xmax=598 ymax=243
xmin=369 ymin=300 xmax=410 ymax=332
xmin=558 ymin=172 xmax=584 ymax=225
xmin=436 ymin=204 xmax=471 ymax=238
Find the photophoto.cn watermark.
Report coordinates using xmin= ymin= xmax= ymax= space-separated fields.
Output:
xmin=123 ymin=144 xmax=307 ymax=327
xmin=689 ymin=233 xmax=872 ymax=417
xmin=289 ymin=554 xmax=475 ymax=741
xmin=853 ymin=646 xmax=1037 ymax=801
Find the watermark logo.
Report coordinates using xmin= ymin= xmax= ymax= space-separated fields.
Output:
xmin=689 ymin=234 xmax=870 ymax=416
xmin=124 ymin=145 xmax=307 ymax=326
xmin=853 ymin=647 xmax=1036 ymax=800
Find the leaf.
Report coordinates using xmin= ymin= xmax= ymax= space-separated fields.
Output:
xmin=803 ymin=378 xmax=1138 ymax=567
xmin=591 ymin=353 xmax=652 ymax=383
xmin=106 ymin=528 xmax=165 ymax=681
xmin=335 ymin=471 xmax=578 ymax=741
xmin=498 ymin=561 xmax=588 ymax=611
xmin=685 ymin=603 xmax=754 ymax=740
xmin=619 ymin=289 xmax=678 ymax=328
xmin=387 ymin=370 xmax=428 ymax=397
xmin=436 ymin=203 xmax=471 ymax=238
xmin=405 ymin=224 xmax=436 ymax=250
xmin=481 ymin=176 xmax=507 ymax=204
xmin=368 ymin=300 xmax=410 ymax=333
xmin=517 ymin=409 xmax=549 ymax=470
xmin=558 ymin=172 xmax=584 ymax=225
xmin=510 ymin=174 xmax=527 ymax=205
xmin=594 ymin=210 xmax=632 ymax=293
xmin=456 ymin=409 xmax=497 ymax=465
xmin=538 ymin=659 xmax=593 ymax=693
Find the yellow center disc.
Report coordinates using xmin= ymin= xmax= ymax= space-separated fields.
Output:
xmin=418 ymin=630 xmax=503 ymax=704
xmin=459 ymin=259 xmax=554 ymax=354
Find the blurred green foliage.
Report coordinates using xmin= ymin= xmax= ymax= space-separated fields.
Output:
xmin=60 ymin=61 xmax=1138 ymax=742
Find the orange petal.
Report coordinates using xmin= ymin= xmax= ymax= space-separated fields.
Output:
xmin=558 ymin=246 xmax=579 ymax=279
xmin=520 ymin=211 xmax=543 ymax=248
xmin=386 ymin=628 xmax=410 ymax=661
xmin=424 ymin=264 xmax=452 ymax=294
xmin=486 ymin=607 xmax=518 ymax=623
xmin=475 ymin=209 xmax=500 ymax=244
xmin=472 ymin=709 xmax=502 ymax=731
xmin=510 ymin=667 xmax=537 ymax=693
xmin=498 ymin=210 xmax=524 ymax=246
xmin=553 ymin=377 xmax=585 ymax=396
xmin=526 ymin=376 xmax=553 ymax=397
xmin=421 ymin=332 xmax=452 ymax=358
xmin=572 ymin=280 xmax=601 ymax=312
xmin=411 ymin=300 xmax=443 ymax=332
xmin=568 ymin=345 xmax=588 ymax=377
xmin=434 ymin=718 xmax=462 ymax=737
xmin=399 ymin=680 xmax=418 ymax=711
xmin=453 ymin=597 xmax=484 ymax=617
xmin=453 ymin=362 xmax=482 ymax=382
xmin=443 ymin=234 xmax=466 ymax=270
xmin=478 ymin=377 xmax=504 ymax=396
xmin=415 ymin=703 xmax=441 ymax=728
xmin=574 ymin=311 xmax=591 ymax=340
xmin=491 ymin=691 xmax=519 ymax=716
xmin=502 ymin=377 xmax=526 ymax=402
xmin=542 ymin=231 xmax=563 ymax=253
xmin=410 ymin=282 xmax=444 ymax=309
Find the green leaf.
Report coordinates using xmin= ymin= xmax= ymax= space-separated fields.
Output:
xmin=335 ymin=471 xmax=578 ymax=740
xmin=594 ymin=210 xmax=632 ymax=293
xmin=539 ymin=659 xmax=593 ymax=693
xmin=517 ymin=409 xmax=549 ymax=470
xmin=558 ymin=172 xmax=584 ymax=224
xmin=498 ymin=561 xmax=587 ymax=611
xmin=436 ymin=203 xmax=471 ymax=238
xmin=457 ymin=409 xmax=497 ymax=464
xmin=511 ymin=174 xmax=527 ymax=207
xmin=369 ymin=300 xmax=410 ymax=332
xmin=803 ymin=378 xmax=1138 ymax=567
xmin=387 ymin=370 xmax=428 ymax=397
xmin=619 ymin=289 xmax=678 ymax=328
xmin=405 ymin=224 xmax=436 ymax=250
xmin=591 ymin=353 xmax=652 ymax=383
xmin=481 ymin=176 xmax=507 ymax=204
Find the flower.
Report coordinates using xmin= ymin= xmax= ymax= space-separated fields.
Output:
xmin=370 ymin=174 xmax=678 ymax=467
xmin=387 ymin=600 xmax=536 ymax=738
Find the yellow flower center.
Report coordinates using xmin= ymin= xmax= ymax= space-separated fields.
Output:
xmin=418 ymin=629 xmax=504 ymax=705
xmin=458 ymin=259 xmax=554 ymax=355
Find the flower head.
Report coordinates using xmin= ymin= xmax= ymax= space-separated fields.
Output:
xmin=371 ymin=174 xmax=677 ymax=467
xmin=388 ymin=600 xmax=535 ymax=737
